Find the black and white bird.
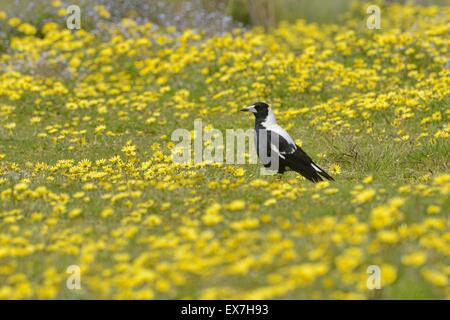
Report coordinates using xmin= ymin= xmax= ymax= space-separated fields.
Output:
xmin=241 ymin=102 xmax=334 ymax=183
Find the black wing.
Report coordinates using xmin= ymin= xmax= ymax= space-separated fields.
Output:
xmin=255 ymin=129 xmax=334 ymax=182
xmin=255 ymin=129 xmax=295 ymax=170
xmin=284 ymin=145 xmax=334 ymax=182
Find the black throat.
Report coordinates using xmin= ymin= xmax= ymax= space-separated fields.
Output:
xmin=254 ymin=114 xmax=268 ymax=130
xmin=254 ymin=108 xmax=269 ymax=126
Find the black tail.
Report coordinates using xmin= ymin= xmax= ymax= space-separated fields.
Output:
xmin=283 ymin=157 xmax=334 ymax=183
xmin=284 ymin=146 xmax=335 ymax=183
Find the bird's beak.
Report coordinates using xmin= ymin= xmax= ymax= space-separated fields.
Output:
xmin=240 ymin=105 xmax=256 ymax=113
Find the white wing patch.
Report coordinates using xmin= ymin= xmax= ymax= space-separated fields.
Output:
xmin=261 ymin=107 xmax=297 ymax=149
xmin=311 ymin=163 xmax=322 ymax=172
xmin=262 ymin=123 xmax=296 ymax=146
xmin=270 ymin=143 xmax=286 ymax=159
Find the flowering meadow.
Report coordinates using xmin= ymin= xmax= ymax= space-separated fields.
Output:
xmin=0 ymin=2 xmax=449 ymax=299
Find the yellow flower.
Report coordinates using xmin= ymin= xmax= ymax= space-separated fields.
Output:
xmin=335 ymin=248 xmax=363 ymax=273
xmin=249 ymin=179 xmax=269 ymax=187
xmin=68 ymin=208 xmax=82 ymax=218
xmin=353 ymin=188 xmax=376 ymax=204
xmin=95 ymin=125 xmax=106 ymax=133
xmin=363 ymin=175 xmax=373 ymax=184
xmin=155 ymin=279 xmax=170 ymax=292
xmin=42 ymin=22 xmax=58 ymax=34
xmin=4 ymin=122 xmax=16 ymax=130
xmin=31 ymin=212 xmax=43 ymax=222
xmin=230 ymin=218 xmax=259 ymax=230
xmin=421 ymin=269 xmax=448 ymax=287
xmin=205 ymin=203 xmax=221 ymax=215
xmin=17 ymin=23 xmax=36 ymax=35
xmin=329 ymin=164 xmax=341 ymax=175
xmin=8 ymin=17 xmax=21 ymax=27
xmin=233 ymin=168 xmax=245 ymax=177
xmin=14 ymin=182 xmax=29 ymax=191
xmin=263 ymin=198 xmax=277 ymax=206
xmin=144 ymin=215 xmax=161 ymax=226
xmin=95 ymin=5 xmax=111 ymax=19
xmin=51 ymin=0 xmax=62 ymax=7
xmin=30 ymin=117 xmax=41 ymax=124
xmin=225 ymin=200 xmax=246 ymax=211
xmin=431 ymin=111 xmax=441 ymax=121
xmin=101 ymin=207 xmax=113 ymax=218
xmin=426 ymin=205 xmax=441 ymax=214
xmin=381 ymin=264 xmax=397 ymax=286
xmin=122 ymin=144 xmax=137 ymax=157
xmin=202 ymin=213 xmax=223 ymax=225
xmin=377 ymin=230 xmax=399 ymax=243
xmin=78 ymin=159 xmax=91 ymax=169
xmin=402 ymin=251 xmax=427 ymax=266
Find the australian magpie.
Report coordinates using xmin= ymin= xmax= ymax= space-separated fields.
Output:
xmin=241 ymin=102 xmax=334 ymax=183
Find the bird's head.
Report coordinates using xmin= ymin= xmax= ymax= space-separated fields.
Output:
xmin=240 ymin=102 xmax=269 ymax=118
